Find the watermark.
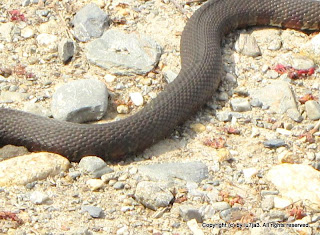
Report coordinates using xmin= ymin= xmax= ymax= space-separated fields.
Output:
xmin=202 ymin=222 xmax=309 ymax=229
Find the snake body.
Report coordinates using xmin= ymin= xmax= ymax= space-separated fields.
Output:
xmin=1 ymin=0 xmax=320 ymax=161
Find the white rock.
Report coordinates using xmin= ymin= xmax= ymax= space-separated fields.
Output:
xmin=36 ymin=33 xmax=58 ymax=52
xmin=243 ymin=167 xmax=258 ymax=182
xmin=86 ymin=179 xmax=104 ymax=191
xmin=267 ymin=164 xmax=320 ymax=209
xmin=130 ymin=92 xmax=144 ymax=106
xmin=104 ymin=74 xmax=116 ymax=83
xmin=187 ymin=219 xmax=204 ymax=235
xmin=273 ymin=196 xmax=292 ymax=209
xmin=21 ymin=27 xmax=34 ymax=38
xmin=0 ymin=152 xmax=69 ymax=186
xmin=30 ymin=191 xmax=49 ymax=205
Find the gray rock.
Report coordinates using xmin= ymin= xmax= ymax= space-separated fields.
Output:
xmin=305 ymin=100 xmax=320 ymax=120
xmin=30 ymin=191 xmax=50 ymax=205
xmin=263 ymin=139 xmax=286 ymax=148
xmin=220 ymin=208 xmax=244 ymax=222
xmin=199 ymin=205 xmax=215 ymax=220
xmin=79 ymin=156 xmax=113 ymax=178
xmin=217 ymin=92 xmax=229 ymax=101
xmin=216 ymin=111 xmax=232 ymax=122
xmin=58 ymin=38 xmax=76 ymax=64
xmin=250 ymin=81 xmax=298 ymax=116
xmin=286 ymin=108 xmax=303 ymax=122
xmin=230 ymin=98 xmax=251 ymax=112
xmin=71 ymin=3 xmax=109 ymax=42
xmin=261 ymin=210 xmax=286 ymax=222
xmin=81 ymin=205 xmax=103 ymax=218
xmin=261 ymin=190 xmax=279 ymax=196
xmin=68 ymin=171 xmax=81 ymax=180
xmin=51 ymin=79 xmax=108 ymax=123
xmin=235 ymin=34 xmax=261 ymax=57
xmin=250 ymin=98 xmax=263 ymax=107
xmin=179 ymin=205 xmax=203 ymax=223
xmin=0 ymin=145 xmax=29 ymax=161
xmin=134 ymin=181 xmax=174 ymax=210
xmin=22 ymin=0 xmax=31 ymax=6
xmin=113 ymin=182 xmax=125 ymax=190
xmin=138 ymin=162 xmax=208 ymax=183
xmin=164 ymin=70 xmax=178 ymax=83
xmin=86 ymin=29 xmax=162 ymax=75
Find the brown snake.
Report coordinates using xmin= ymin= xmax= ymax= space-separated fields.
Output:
xmin=1 ymin=0 xmax=320 ymax=162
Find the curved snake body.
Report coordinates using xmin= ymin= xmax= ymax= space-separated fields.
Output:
xmin=1 ymin=0 xmax=320 ymax=161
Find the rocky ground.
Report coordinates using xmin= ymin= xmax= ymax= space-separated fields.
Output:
xmin=0 ymin=0 xmax=320 ymax=234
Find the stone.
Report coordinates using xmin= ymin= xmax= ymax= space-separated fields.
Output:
xmin=0 ymin=153 xmax=69 ymax=186
xmin=51 ymin=79 xmax=108 ymax=123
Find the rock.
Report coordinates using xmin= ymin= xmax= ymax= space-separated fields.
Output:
xmin=273 ymin=196 xmax=292 ymax=209
xmin=190 ymin=123 xmax=206 ymax=133
xmin=58 ymin=38 xmax=76 ymax=64
xmin=86 ymin=29 xmax=162 ymax=75
xmin=187 ymin=219 xmax=204 ymax=235
xmin=230 ymin=98 xmax=251 ymax=112
xmin=134 ymin=181 xmax=174 ymax=210
xmin=30 ymin=191 xmax=50 ymax=205
xmin=242 ymin=167 xmax=258 ymax=182
xmin=81 ymin=205 xmax=103 ymax=218
xmin=117 ymin=104 xmax=129 ymax=114
xmin=116 ymin=225 xmax=129 ymax=235
xmin=235 ymin=34 xmax=261 ymax=57
xmin=0 ymin=152 xmax=69 ymax=186
xmin=0 ymin=145 xmax=29 ymax=161
xmin=250 ymin=81 xmax=300 ymax=120
xmin=79 ymin=156 xmax=113 ymax=178
xmin=71 ymin=3 xmax=109 ymax=42
xmin=179 ymin=206 xmax=203 ymax=222
xmin=216 ymin=111 xmax=232 ymax=122
xmin=129 ymin=92 xmax=144 ymax=106
xmin=0 ymin=22 xmax=14 ymax=42
xmin=86 ymin=179 xmax=104 ymax=191
xmin=263 ymin=139 xmax=286 ymax=148
xmin=305 ymin=100 xmax=320 ymax=120
xmin=21 ymin=27 xmax=34 ymax=38
xmin=138 ymin=162 xmax=208 ymax=183
xmin=104 ymin=74 xmax=116 ymax=83
xmin=0 ymin=91 xmax=29 ymax=103
xmin=51 ymin=79 xmax=108 ymax=123
xmin=261 ymin=196 xmax=274 ymax=211
xmin=267 ymin=164 xmax=320 ymax=209
xmin=210 ymin=202 xmax=231 ymax=211
xmin=113 ymin=182 xmax=125 ymax=190
xmin=164 ymin=70 xmax=178 ymax=83
xmin=217 ymin=91 xmax=229 ymax=101
xmin=220 ymin=208 xmax=245 ymax=222
xmin=36 ymin=33 xmax=58 ymax=52
xmin=250 ymin=98 xmax=263 ymax=107
xmin=199 ymin=205 xmax=216 ymax=220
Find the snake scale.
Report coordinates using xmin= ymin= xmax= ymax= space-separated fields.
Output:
xmin=1 ymin=0 xmax=320 ymax=162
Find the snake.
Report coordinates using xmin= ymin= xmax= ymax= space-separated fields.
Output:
xmin=0 ymin=0 xmax=320 ymax=162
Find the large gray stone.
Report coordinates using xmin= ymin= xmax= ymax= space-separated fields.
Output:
xmin=51 ymin=79 xmax=108 ymax=123
xmin=86 ymin=29 xmax=162 ymax=75
xmin=72 ymin=3 xmax=109 ymax=42
xmin=138 ymin=162 xmax=208 ymax=183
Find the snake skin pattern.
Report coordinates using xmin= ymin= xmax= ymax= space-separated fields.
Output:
xmin=1 ymin=0 xmax=320 ymax=161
